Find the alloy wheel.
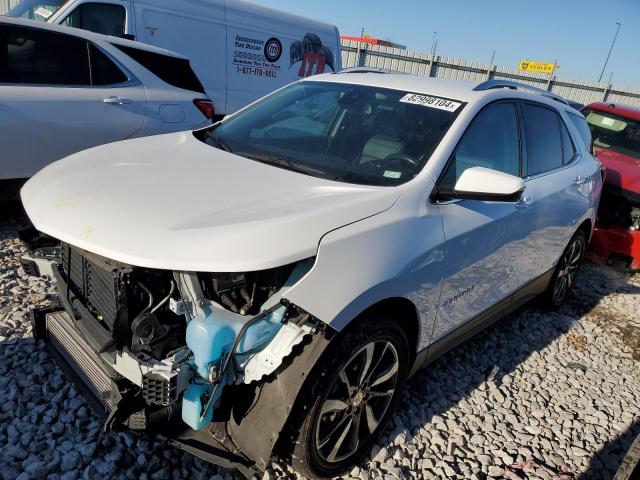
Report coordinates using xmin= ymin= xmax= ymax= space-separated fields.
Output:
xmin=552 ymin=236 xmax=584 ymax=304
xmin=314 ymin=340 xmax=400 ymax=464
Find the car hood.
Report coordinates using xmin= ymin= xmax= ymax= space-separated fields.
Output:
xmin=596 ymin=147 xmax=640 ymax=195
xmin=22 ymin=132 xmax=400 ymax=272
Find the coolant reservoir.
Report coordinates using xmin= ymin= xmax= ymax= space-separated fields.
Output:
xmin=182 ymin=305 xmax=286 ymax=430
xmin=182 ymin=259 xmax=313 ymax=430
xmin=185 ymin=309 xmax=236 ymax=379
xmin=185 ymin=306 xmax=286 ymax=378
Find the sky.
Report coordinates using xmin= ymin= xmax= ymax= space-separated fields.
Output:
xmin=255 ymin=0 xmax=640 ymax=88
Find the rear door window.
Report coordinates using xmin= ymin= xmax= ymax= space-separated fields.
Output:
xmin=88 ymin=44 xmax=128 ymax=85
xmin=0 ymin=24 xmax=90 ymax=85
xmin=112 ymin=44 xmax=205 ymax=93
xmin=440 ymin=102 xmax=520 ymax=191
xmin=522 ymin=103 xmax=563 ymax=176
xmin=62 ymin=3 xmax=126 ymax=37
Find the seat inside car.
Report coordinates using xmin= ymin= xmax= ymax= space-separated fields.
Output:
xmin=359 ymin=107 xmax=403 ymax=163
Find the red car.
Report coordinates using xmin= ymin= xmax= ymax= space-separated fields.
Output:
xmin=582 ymin=102 xmax=640 ymax=269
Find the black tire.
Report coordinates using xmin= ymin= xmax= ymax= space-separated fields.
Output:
xmin=284 ymin=315 xmax=409 ymax=479
xmin=540 ymin=229 xmax=587 ymax=308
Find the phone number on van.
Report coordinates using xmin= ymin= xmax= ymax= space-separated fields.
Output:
xmin=235 ymin=66 xmax=278 ymax=78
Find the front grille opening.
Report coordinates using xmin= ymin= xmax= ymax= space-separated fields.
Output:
xmin=598 ymin=188 xmax=640 ymax=231
xmin=59 ymin=244 xmax=185 ymax=359
xmin=60 ymin=243 xmax=129 ymax=330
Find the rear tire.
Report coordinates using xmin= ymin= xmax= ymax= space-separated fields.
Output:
xmin=285 ymin=315 xmax=409 ymax=479
xmin=540 ymin=229 xmax=587 ymax=308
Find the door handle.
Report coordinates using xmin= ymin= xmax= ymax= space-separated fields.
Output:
xmin=516 ymin=195 xmax=536 ymax=209
xmin=103 ymin=96 xmax=132 ymax=105
xmin=574 ymin=175 xmax=588 ymax=185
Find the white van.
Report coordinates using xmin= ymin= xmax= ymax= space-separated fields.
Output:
xmin=6 ymin=0 xmax=342 ymax=117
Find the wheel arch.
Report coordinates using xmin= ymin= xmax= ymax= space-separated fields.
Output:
xmin=578 ymin=217 xmax=593 ymax=242
xmin=339 ymin=295 xmax=422 ymax=373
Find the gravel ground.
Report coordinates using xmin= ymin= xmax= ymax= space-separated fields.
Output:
xmin=1 ymin=207 xmax=639 ymax=480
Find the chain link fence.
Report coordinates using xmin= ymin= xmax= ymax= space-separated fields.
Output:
xmin=341 ymin=40 xmax=640 ymax=107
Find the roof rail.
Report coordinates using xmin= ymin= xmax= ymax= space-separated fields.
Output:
xmin=474 ymin=79 xmax=569 ymax=105
xmin=336 ymin=67 xmax=401 ymax=75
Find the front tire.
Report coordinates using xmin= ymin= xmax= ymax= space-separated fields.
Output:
xmin=541 ymin=229 xmax=587 ymax=308
xmin=286 ymin=316 xmax=409 ymax=479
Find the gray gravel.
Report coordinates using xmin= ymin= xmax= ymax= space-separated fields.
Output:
xmin=1 ymin=209 xmax=639 ymax=480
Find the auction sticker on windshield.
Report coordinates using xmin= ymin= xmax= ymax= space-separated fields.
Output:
xmin=35 ymin=6 xmax=54 ymax=19
xmin=400 ymin=93 xmax=462 ymax=112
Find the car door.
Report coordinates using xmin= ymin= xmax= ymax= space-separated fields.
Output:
xmin=0 ymin=23 xmax=146 ymax=179
xmin=431 ymin=101 xmax=525 ymax=340
xmin=516 ymin=102 xmax=592 ymax=283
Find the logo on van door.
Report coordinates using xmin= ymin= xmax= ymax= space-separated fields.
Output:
xmin=264 ymin=38 xmax=283 ymax=63
xmin=290 ymin=33 xmax=335 ymax=77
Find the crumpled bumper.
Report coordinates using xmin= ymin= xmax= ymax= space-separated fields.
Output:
xmin=591 ymin=225 xmax=640 ymax=270
xmin=29 ymin=306 xmax=256 ymax=475
xmin=30 ymin=303 xmax=332 ymax=476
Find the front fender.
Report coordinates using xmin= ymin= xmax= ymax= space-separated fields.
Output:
xmin=283 ymin=198 xmax=446 ymax=352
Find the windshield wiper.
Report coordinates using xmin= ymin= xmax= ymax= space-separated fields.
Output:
xmin=239 ymin=152 xmax=328 ymax=177
xmin=205 ymin=131 xmax=232 ymax=153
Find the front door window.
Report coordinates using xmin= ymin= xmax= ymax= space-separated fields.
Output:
xmin=62 ymin=3 xmax=126 ymax=36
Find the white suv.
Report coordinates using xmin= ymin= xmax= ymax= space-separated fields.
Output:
xmin=22 ymin=71 xmax=602 ymax=478
xmin=1 ymin=17 xmax=213 ymax=189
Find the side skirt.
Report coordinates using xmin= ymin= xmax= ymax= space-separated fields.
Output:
xmin=409 ymin=268 xmax=554 ymax=376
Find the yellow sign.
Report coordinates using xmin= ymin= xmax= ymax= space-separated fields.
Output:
xmin=519 ymin=60 xmax=558 ymax=74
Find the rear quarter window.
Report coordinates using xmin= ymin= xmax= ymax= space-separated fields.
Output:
xmin=567 ymin=111 xmax=592 ymax=150
xmin=560 ymin=120 xmax=576 ymax=164
xmin=113 ymin=44 xmax=205 ymax=93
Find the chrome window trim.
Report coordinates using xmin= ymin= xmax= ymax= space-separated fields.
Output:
xmin=0 ymin=80 xmax=140 ymax=88
xmin=523 ymin=153 xmax=582 ymax=182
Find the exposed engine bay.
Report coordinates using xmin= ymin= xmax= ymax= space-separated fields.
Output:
xmin=33 ymin=242 xmax=320 ymax=435
xmin=598 ymin=187 xmax=640 ymax=231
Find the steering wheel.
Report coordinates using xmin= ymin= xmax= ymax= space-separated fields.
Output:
xmin=360 ymin=153 xmax=419 ymax=178
xmin=384 ymin=153 xmax=419 ymax=167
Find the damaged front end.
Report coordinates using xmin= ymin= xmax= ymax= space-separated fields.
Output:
xmin=592 ymin=186 xmax=640 ymax=270
xmin=27 ymin=242 xmax=330 ymax=473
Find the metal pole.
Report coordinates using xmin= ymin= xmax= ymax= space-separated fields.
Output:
xmin=357 ymin=27 xmax=365 ymax=67
xmin=546 ymin=59 xmax=557 ymax=91
xmin=598 ymin=22 xmax=621 ymax=83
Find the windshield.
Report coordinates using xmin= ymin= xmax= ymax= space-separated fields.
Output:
xmin=199 ymin=81 xmax=463 ymax=186
xmin=6 ymin=0 xmax=67 ymax=21
xmin=584 ymin=108 xmax=640 ymax=160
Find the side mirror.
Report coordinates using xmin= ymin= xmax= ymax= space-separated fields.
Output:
xmin=451 ymin=166 xmax=525 ymax=202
